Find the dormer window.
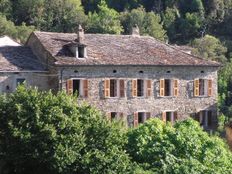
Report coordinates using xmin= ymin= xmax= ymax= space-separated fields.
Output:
xmin=78 ymin=46 xmax=85 ymax=58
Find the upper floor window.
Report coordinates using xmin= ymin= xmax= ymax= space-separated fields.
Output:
xmin=194 ymin=110 xmax=212 ymax=128
xmin=78 ymin=46 xmax=86 ymax=58
xmin=132 ymin=79 xmax=152 ymax=97
xmin=133 ymin=112 xmax=151 ymax=127
xmin=194 ymin=79 xmax=212 ymax=97
xmin=104 ymin=79 xmax=125 ymax=98
xmin=66 ymin=79 xmax=88 ymax=97
xmin=160 ymin=79 xmax=178 ymax=97
xmin=162 ymin=111 xmax=178 ymax=124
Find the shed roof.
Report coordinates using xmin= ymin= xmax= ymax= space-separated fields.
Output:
xmin=32 ymin=31 xmax=220 ymax=67
xmin=0 ymin=46 xmax=46 ymax=72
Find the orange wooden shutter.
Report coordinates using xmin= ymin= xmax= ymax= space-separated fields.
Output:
xmin=66 ymin=79 xmax=73 ymax=95
xmin=134 ymin=112 xmax=138 ymax=127
xmin=120 ymin=80 xmax=125 ymax=97
xmin=160 ymin=79 xmax=165 ymax=97
xmin=119 ymin=112 xmax=124 ymax=120
xmin=194 ymin=79 xmax=199 ymax=96
xmin=147 ymin=80 xmax=152 ymax=97
xmin=173 ymin=79 xmax=178 ymax=97
xmin=162 ymin=112 xmax=166 ymax=122
xmin=174 ymin=111 xmax=178 ymax=122
xmin=83 ymin=79 xmax=88 ymax=97
xmin=208 ymin=79 xmax=212 ymax=97
xmin=146 ymin=112 xmax=151 ymax=120
xmin=104 ymin=79 xmax=110 ymax=97
xmin=132 ymin=79 xmax=137 ymax=97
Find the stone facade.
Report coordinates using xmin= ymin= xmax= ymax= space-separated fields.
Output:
xmin=0 ymin=72 xmax=50 ymax=93
xmin=59 ymin=65 xmax=218 ymax=129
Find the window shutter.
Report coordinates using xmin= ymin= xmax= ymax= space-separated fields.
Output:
xmin=106 ymin=112 xmax=111 ymax=121
xmin=134 ymin=112 xmax=138 ymax=127
xmin=146 ymin=112 xmax=151 ymax=120
xmin=119 ymin=112 xmax=124 ymax=120
xmin=194 ymin=79 xmax=199 ymax=96
xmin=83 ymin=79 xmax=88 ymax=97
xmin=104 ymin=79 xmax=110 ymax=97
xmin=132 ymin=79 xmax=137 ymax=97
xmin=173 ymin=79 xmax=178 ymax=97
xmin=207 ymin=111 xmax=212 ymax=127
xmin=160 ymin=79 xmax=165 ymax=97
xmin=120 ymin=80 xmax=125 ymax=98
xmin=146 ymin=80 xmax=152 ymax=97
xmin=174 ymin=111 xmax=178 ymax=122
xmin=208 ymin=79 xmax=212 ymax=97
xmin=66 ymin=79 xmax=73 ymax=95
xmin=162 ymin=112 xmax=166 ymax=122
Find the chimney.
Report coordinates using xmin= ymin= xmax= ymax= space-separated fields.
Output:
xmin=77 ymin=25 xmax=84 ymax=43
xmin=131 ymin=25 xmax=140 ymax=36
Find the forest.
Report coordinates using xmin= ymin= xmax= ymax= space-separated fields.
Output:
xmin=1 ymin=0 xmax=232 ymax=124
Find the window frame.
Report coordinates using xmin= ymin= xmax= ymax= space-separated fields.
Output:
xmin=194 ymin=79 xmax=212 ymax=97
xmin=67 ymin=78 xmax=88 ymax=98
xmin=160 ymin=79 xmax=178 ymax=97
xmin=196 ymin=110 xmax=212 ymax=128
xmin=162 ymin=110 xmax=178 ymax=124
xmin=105 ymin=79 xmax=125 ymax=98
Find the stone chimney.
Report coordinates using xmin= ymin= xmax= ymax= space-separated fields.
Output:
xmin=77 ymin=25 xmax=84 ymax=43
xmin=131 ymin=25 xmax=140 ymax=36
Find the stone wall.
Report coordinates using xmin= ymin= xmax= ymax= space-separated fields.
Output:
xmin=59 ymin=65 xmax=218 ymax=129
xmin=0 ymin=72 xmax=51 ymax=93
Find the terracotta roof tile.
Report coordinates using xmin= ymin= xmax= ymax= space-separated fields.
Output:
xmin=32 ymin=31 xmax=220 ymax=67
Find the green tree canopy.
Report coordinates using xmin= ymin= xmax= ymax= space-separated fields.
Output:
xmin=86 ymin=0 xmax=123 ymax=34
xmin=120 ymin=7 xmax=167 ymax=41
xmin=127 ymin=118 xmax=232 ymax=173
xmin=191 ymin=34 xmax=227 ymax=63
xmin=0 ymin=86 xmax=132 ymax=174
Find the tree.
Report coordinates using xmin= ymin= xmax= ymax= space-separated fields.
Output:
xmin=127 ymin=118 xmax=232 ymax=173
xmin=120 ymin=8 xmax=167 ymax=41
xmin=0 ymin=86 xmax=132 ymax=174
xmin=0 ymin=0 xmax=12 ymax=17
xmin=86 ymin=0 xmax=123 ymax=34
xmin=191 ymin=34 xmax=227 ymax=63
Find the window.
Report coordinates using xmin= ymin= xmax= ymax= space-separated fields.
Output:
xmin=108 ymin=112 xmax=123 ymax=122
xmin=78 ymin=46 xmax=85 ymax=58
xmin=16 ymin=78 xmax=25 ymax=87
xmin=104 ymin=79 xmax=125 ymax=98
xmin=162 ymin=111 xmax=178 ymax=124
xmin=134 ymin=112 xmax=151 ymax=127
xmin=194 ymin=110 xmax=212 ymax=128
xmin=137 ymin=79 xmax=144 ymax=97
xmin=132 ymin=79 xmax=152 ymax=97
xmin=194 ymin=79 xmax=212 ymax=97
xmin=110 ymin=79 xmax=117 ymax=97
xmin=160 ymin=79 xmax=178 ymax=97
xmin=66 ymin=79 xmax=88 ymax=97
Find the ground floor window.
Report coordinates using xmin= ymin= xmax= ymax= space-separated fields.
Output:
xmin=162 ymin=111 xmax=178 ymax=124
xmin=194 ymin=110 xmax=212 ymax=128
xmin=134 ymin=112 xmax=151 ymax=127
xmin=108 ymin=112 xmax=124 ymax=122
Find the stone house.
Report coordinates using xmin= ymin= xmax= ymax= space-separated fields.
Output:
xmin=0 ymin=27 xmax=220 ymax=130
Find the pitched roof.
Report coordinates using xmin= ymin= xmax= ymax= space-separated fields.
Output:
xmin=0 ymin=35 xmax=21 ymax=47
xmin=32 ymin=31 xmax=220 ymax=67
xmin=0 ymin=46 xmax=46 ymax=71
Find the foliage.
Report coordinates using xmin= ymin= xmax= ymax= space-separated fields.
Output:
xmin=127 ymin=118 xmax=232 ymax=173
xmin=0 ymin=14 xmax=34 ymax=43
xmin=86 ymin=0 xmax=123 ymax=34
xmin=0 ymin=86 xmax=132 ymax=174
xmin=191 ymin=34 xmax=227 ymax=63
xmin=120 ymin=8 xmax=166 ymax=41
